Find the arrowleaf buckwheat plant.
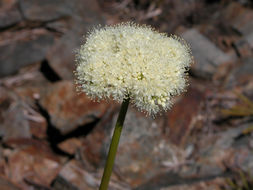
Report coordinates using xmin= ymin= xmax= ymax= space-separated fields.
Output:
xmin=75 ymin=23 xmax=193 ymax=190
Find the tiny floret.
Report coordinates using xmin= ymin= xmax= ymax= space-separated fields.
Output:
xmin=75 ymin=23 xmax=192 ymax=115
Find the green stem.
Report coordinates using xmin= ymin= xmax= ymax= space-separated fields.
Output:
xmin=99 ymin=98 xmax=130 ymax=190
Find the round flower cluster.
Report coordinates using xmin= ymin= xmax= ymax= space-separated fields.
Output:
xmin=75 ymin=23 xmax=192 ymax=115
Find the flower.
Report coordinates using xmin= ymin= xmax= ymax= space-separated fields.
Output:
xmin=75 ymin=23 xmax=192 ymax=115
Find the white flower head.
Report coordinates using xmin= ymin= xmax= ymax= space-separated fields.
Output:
xmin=75 ymin=23 xmax=193 ymax=115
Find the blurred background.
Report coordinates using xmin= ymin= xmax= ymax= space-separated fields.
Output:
xmin=0 ymin=0 xmax=253 ymax=189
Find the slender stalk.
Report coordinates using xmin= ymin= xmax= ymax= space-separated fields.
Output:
xmin=99 ymin=98 xmax=130 ymax=190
